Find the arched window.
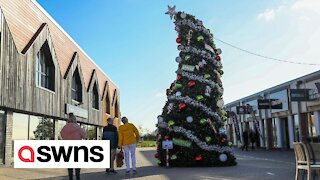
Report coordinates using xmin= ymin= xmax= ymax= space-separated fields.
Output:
xmin=106 ymin=92 xmax=110 ymax=114
xmin=35 ymin=41 xmax=55 ymax=91
xmin=72 ymin=68 xmax=82 ymax=102
xmin=92 ymin=83 xmax=99 ymax=110
xmin=115 ymin=100 xmax=119 ymax=118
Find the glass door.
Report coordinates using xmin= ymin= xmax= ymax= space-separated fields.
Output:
xmin=0 ymin=110 xmax=5 ymax=164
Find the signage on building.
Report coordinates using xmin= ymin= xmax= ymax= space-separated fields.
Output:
xmin=257 ymin=99 xmax=283 ymax=109
xmin=290 ymin=89 xmax=311 ymax=101
xmin=236 ymin=106 xmax=248 ymax=114
xmin=162 ymin=140 xmax=173 ymax=149
xmin=65 ymin=104 xmax=88 ymax=119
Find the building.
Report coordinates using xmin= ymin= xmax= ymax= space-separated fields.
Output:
xmin=225 ymin=70 xmax=320 ymax=150
xmin=0 ymin=0 xmax=120 ymax=165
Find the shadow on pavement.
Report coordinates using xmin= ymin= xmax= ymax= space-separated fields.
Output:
xmin=41 ymin=148 xmax=296 ymax=180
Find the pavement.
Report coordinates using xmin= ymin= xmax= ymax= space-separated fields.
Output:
xmin=0 ymin=147 xmax=300 ymax=180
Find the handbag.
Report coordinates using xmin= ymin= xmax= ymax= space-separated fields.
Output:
xmin=116 ymin=148 xmax=124 ymax=167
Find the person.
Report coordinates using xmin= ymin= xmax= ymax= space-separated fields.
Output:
xmin=242 ymin=129 xmax=249 ymax=151
xmin=118 ymin=117 xmax=140 ymax=174
xmin=249 ymin=129 xmax=256 ymax=150
xmin=102 ymin=118 xmax=118 ymax=174
xmin=60 ymin=113 xmax=86 ymax=180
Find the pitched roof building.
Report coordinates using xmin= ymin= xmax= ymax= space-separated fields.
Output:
xmin=0 ymin=0 xmax=120 ymax=165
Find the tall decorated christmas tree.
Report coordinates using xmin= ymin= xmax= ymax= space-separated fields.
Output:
xmin=155 ymin=6 xmax=236 ymax=167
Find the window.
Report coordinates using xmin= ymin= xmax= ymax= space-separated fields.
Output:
xmin=0 ymin=110 xmax=6 ymax=162
xmin=35 ymin=41 xmax=55 ymax=91
xmin=55 ymin=120 xmax=66 ymax=140
xmin=12 ymin=113 xmax=55 ymax=157
xmin=294 ymin=115 xmax=300 ymax=142
xmin=12 ymin=113 xmax=29 ymax=157
xmin=29 ymin=115 xmax=43 ymax=140
xmin=81 ymin=124 xmax=88 ymax=137
xmin=12 ymin=113 xmax=29 ymax=141
xmin=92 ymin=83 xmax=99 ymax=109
xmin=29 ymin=116 xmax=54 ymax=140
xmin=72 ymin=68 xmax=82 ymax=102
xmin=308 ymin=113 xmax=316 ymax=137
xmin=115 ymin=100 xmax=119 ymax=118
xmin=106 ymin=92 xmax=110 ymax=114
xmin=80 ymin=124 xmax=97 ymax=140
xmin=87 ymin=125 xmax=97 ymax=140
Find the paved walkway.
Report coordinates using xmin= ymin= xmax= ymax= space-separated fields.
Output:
xmin=0 ymin=147 xmax=298 ymax=180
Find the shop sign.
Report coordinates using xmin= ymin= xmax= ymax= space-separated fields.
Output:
xmin=290 ymin=89 xmax=311 ymax=101
xmin=162 ymin=140 xmax=173 ymax=149
xmin=257 ymin=99 xmax=283 ymax=109
xmin=236 ymin=106 xmax=248 ymax=114
xmin=65 ymin=104 xmax=88 ymax=119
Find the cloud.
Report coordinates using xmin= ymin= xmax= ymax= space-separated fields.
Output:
xmin=258 ymin=9 xmax=276 ymax=22
xmin=155 ymin=92 xmax=165 ymax=97
xmin=257 ymin=6 xmax=283 ymax=22
xmin=291 ymin=0 xmax=320 ymax=14
xmin=299 ymin=15 xmax=311 ymax=22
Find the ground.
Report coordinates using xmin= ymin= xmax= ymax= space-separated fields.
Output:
xmin=0 ymin=147 xmax=297 ymax=180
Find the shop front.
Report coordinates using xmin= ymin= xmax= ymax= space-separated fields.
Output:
xmin=269 ymin=89 xmax=292 ymax=149
xmin=0 ymin=109 xmax=102 ymax=165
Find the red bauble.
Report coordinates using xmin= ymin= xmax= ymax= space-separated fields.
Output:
xmin=164 ymin=135 xmax=170 ymax=140
xmin=221 ymin=138 xmax=226 ymax=143
xmin=215 ymin=55 xmax=221 ymax=61
xmin=177 ymin=75 xmax=182 ymax=81
xmin=188 ymin=81 xmax=196 ymax=87
xmin=176 ymin=37 xmax=181 ymax=43
xmin=195 ymin=155 xmax=202 ymax=161
xmin=154 ymin=153 xmax=159 ymax=158
xmin=166 ymin=89 xmax=171 ymax=95
xmin=178 ymin=103 xmax=186 ymax=110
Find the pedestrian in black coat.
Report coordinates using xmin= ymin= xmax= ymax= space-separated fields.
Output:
xmin=242 ymin=130 xmax=249 ymax=151
xmin=250 ymin=130 xmax=256 ymax=150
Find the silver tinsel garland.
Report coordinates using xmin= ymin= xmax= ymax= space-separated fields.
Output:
xmin=168 ymin=126 xmax=233 ymax=153
xmin=168 ymin=95 xmax=222 ymax=124
xmin=179 ymin=45 xmax=214 ymax=60
xmin=195 ymin=59 xmax=207 ymax=71
xmin=167 ymin=103 xmax=174 ymax=114
xmin=175 ymin=19 xmax=213 ymax=41
xmin=176 ymin=69 xmax=223 ymax=90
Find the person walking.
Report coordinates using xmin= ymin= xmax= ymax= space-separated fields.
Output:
xmin=60 ymin=113 xmax=86 ymax=180
xmin=241 ymin=129 xmax=249 ymax=151
xmin=102 ymin=118 xmax=118 ymax=175
xmin=118 ymin=117 xmax=140 ymax=174
xmin=250 ymin=129 xmax=256 ymax=150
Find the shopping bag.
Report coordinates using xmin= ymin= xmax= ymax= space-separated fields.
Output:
xmin=116 ymin=149 xmax=124 ymax=167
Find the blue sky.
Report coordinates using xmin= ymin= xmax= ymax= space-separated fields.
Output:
xmin=37 ymin=0 xmax=320 ymax=132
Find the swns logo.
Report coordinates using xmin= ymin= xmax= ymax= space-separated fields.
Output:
xmin=14 ymin=140 xmax=110 ymax=168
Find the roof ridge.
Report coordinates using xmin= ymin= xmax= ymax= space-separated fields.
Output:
xmin=31 ymin=0 xmax=119 ymax=89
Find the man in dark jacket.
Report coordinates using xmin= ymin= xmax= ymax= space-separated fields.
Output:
xmin=249 ymin=130 xmax=256 ymax=150
xmin=102 ymin=118 xmax=118 ymax=174
xmin=242 ymin=130 xmax=249 ymax=151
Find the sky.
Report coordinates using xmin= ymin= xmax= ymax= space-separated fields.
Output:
xmin=37 ymin=0 xmax=320 ymax=132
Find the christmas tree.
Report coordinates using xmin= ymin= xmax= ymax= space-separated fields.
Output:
xmin=155 ymin=6 xmax=236 ymax=167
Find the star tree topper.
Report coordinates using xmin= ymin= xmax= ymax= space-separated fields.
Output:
xmin=165 ymin=5 xmax=177 ymax=20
